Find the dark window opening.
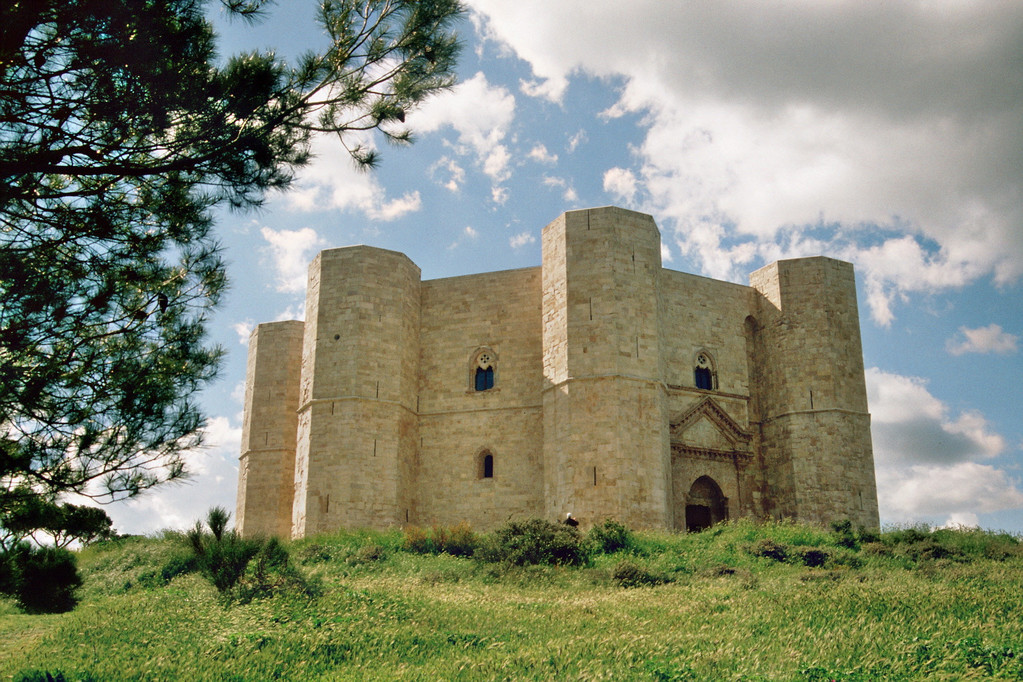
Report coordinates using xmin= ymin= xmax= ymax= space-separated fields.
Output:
xmin=475 ymin=366 xmax=495 ymax=391
xmin=694 ymin=366 xmax=713 ymax=390
xmin=482 ymin=453 xmax=494 ymax=479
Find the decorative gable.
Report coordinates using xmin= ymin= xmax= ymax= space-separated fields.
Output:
xmin=670 ymin=397 xmax=752 ymax=460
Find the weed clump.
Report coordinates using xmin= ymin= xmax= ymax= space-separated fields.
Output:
xmin=175 ymin=507 xmax=311 ymax=601
xmin=477 ymin=518 xmax=591 ymax=567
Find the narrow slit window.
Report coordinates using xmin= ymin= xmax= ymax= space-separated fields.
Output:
xmin=483 ymin=453 xmax=494 ymax=479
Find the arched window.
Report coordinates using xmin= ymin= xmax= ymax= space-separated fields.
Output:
xmin=478 ymin=450 xmax=494 ymax=479
xmin=694 ymin=351 xmax=716 ymax=390
xmin=472 ymin=348 xmax=496 ymax=391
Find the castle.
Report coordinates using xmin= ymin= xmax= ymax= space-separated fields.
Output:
xmin=236 ymin=206 xmax=879 ymax=538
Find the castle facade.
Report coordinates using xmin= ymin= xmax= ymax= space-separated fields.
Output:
xmin=236 ymin=207 xmax=879 ymax=538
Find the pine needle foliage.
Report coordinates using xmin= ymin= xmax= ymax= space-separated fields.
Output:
xmin=0 ymin=0 xmax=463 ymax=521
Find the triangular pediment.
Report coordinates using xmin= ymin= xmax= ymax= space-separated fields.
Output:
xmin=670 ymin=396 xmax=751 ymax=448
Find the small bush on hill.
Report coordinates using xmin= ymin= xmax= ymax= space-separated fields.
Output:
xmin=612 ymin=560 xmax=673 ymax=588
xmin=477 ymin=519 xmax=591 ymax=567
xmin=749 ymin=538 xmax=789 ymax=563
xmin=0 ymin=543 xmax=81 ymax=613
xmin=182 ymin=507 xmax=309 ymax=600
xmin=795 ymin=546 xmax=831 ymax=568
xmin=403 ymin=522 xmax=479 ymax=557
xmin=588 ymin=518 xmax=636 ymax=555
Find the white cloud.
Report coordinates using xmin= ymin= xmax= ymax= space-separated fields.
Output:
xmin=286 ymin=132 xmax=422 ymax=221
xmin=467 ymin=1 xmax=1023 ymax=323
xmin=603 ymin=167 xmax=638 ymax=204
xmin=260 ymin=226 xmax=326 ymax=294
xmin=509 ymin=231 xmax=536 ymax=248
xmin=528 ymin=143 xmax=558 ymax=164
xmin=542 ymin=175 xmax=578 ymax=202
xmin=867 ymin=367 xmax=1004 ymax=464
xmin=878 ymin=463 xmax=1023 ymax=524
xmin=429 ymin=156 xmax=466 ymax=192
xmin=103 ymin=416 xmax=243 ymax=535
xmin=232 ymin=320 xmax=254 ymax=345
xmin=866 ymin=367 xmax=1020 ymax=524
xmin=567 ymin=129 xmax=587 ymax=153
xmin=411 ymin=71 xmax=517 ymax=188
xmin=464 ymin=226 xmax=479 ymax=239
xmin=947 ymin=324 xmax=1019 ymax=356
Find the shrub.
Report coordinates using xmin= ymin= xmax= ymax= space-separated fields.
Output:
xmin=402 ymin=522 xmax=479 ymax=557
xmin=185 ymin=507 xmax=306 ymax=599
xmin=3 ymin=544 xmax=82 ymax=613
xmin=830 ymin=519 xmax=859 ymax=549
xmin=588 ymin=518 xmax=635 ymax=555
xmin=478 ymin=519 xmax=591 ymax=567
xmin=403 ymin=526 xmax=434 ymax=554
xmin=796 ymin=546 xmax=831 ymax=568
xmin=612 ymin=560 xmax=672 ymax=588
xmin=748 ymin=538 xmax=789 ymax=563
xmin=442 ymin=522 xmax=479 ymax=557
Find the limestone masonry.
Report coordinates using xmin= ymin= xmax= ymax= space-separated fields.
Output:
xmin=236 ymin=207 xmax=879 ymax=538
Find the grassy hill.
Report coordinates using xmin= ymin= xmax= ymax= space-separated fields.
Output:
xmin=2 ymin=519 xmax=1022 ymax=681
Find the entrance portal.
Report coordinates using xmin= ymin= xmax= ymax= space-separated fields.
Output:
xmin=685 ymin=476 xmax=727 ymax=532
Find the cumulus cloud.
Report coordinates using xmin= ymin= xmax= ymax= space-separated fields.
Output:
xmin=509 ymin=231 xmax=536 ymax=248
xmin=528 ymin=143 xmax=558 ymax=164
xmin=947 ymin=324 xmax=1019 ymax=356
xmin=878 ymin=463 xmax=1023 ymax=525
xmin=232 ymin=320 xmax=254 ymax=345
xmin=410 ymin=71 xmax=516 ymax=189
xmin=542 ymin=175 xmax=578 ymax=202
xmin=603 ymin=167 xmax=638 ymax=204
xmin=866 ymin=367 xmax=1020 ymax=524
xmin=467 ymin=1 xmax=1023 ymax=323
xmin=867 ymin=367 xmax=1004 ymax=465
xmin=429 ymin=156 xmax=466 ymax=192
xmin=260 ymin=226 xmax=326 ymax=294
xmin=286 ymin=132 xmax=422 ymax=221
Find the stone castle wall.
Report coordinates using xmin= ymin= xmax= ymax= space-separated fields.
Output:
xmin=236 ymin=206 xmax=879 ymax=538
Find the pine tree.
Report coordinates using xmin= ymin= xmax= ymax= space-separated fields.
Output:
xmin=0 ymin=0 xmax=463 ymax=518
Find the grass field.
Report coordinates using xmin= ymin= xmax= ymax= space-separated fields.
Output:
xmin=2 ymin=519 xmax=1022 ymax=680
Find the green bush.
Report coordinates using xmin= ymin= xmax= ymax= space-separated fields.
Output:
xmin=2 ymin=544 xmax=82 ymax=613
xmin=402 ymin=522 xmax=479 ymax=557
xmin=477 ymin=519 xmax=591 ymax=567
xmin=612 ymin=560 xmax=672 ymax=588
xmin=588 ymin=518 xmax=636 ymax=554
xmin=185 ymin=507 xmax=307 ymax=599
xmin=748 ymin=538 xmax=789 ymax=563
xmin=795 ymin=546 xmax=831 ymax=568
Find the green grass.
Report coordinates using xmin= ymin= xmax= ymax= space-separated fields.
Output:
xmin=3 ymin=520 xmax=1023 ymax=680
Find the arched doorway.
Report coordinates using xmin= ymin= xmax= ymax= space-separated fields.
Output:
xmin=685 ymin=476 xmax=727 ymax=532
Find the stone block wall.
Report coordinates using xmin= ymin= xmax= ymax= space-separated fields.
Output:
xmin=236 ymin=320 xmax=304 ymax=538
xmin=237 ymin=207 xmax=879 ymax=538
xmin=414 ymin=267 xmax=545 ymax=526
xmin=291 ymin=246 xmax=422 ymax=536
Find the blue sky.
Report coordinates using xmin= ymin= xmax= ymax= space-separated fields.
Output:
xmin=103 ymin=1 xmax=1023 ymax=535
